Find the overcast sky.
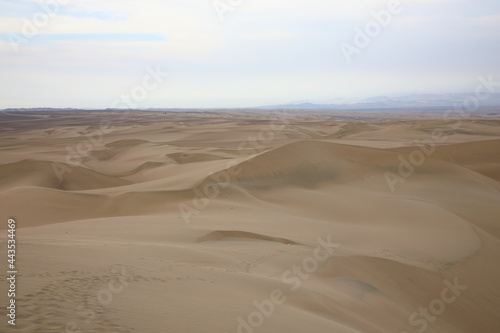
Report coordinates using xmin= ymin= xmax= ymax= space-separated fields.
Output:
xmin=1 ymin=0 xmax=499 ymax=108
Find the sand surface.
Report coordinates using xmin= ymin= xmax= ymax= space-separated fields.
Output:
xmin=0 ymin=110 xmax=499 ymax=332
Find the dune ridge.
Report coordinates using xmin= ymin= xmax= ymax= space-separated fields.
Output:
xmin=0 ymin=111 xmax=499 ymax=333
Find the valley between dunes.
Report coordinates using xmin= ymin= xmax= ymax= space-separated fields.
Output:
xmin=0 ymin=110 xmax=499 ymax=333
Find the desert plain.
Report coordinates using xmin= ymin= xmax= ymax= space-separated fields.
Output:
xmin=0 ymin=109 xmax=500 ymax=333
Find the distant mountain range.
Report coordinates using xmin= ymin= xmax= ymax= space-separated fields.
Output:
xmin=3 ymin=93 xmax=500 ymax=112
xmin=257 ymin=93 xmax=500 ymax=111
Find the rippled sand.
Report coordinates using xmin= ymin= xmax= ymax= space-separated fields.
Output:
xmin=0 ymin=110 xmax=499 ymax=332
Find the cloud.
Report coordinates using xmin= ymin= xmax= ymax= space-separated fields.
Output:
xmin=0 ymin=0 xmax=499 ymax=108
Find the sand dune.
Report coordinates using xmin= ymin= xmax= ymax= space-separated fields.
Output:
xmin=0 ymin=160 xmax=131 ymax=191
xmin=0 ymin=110 xmax=499 ymax=333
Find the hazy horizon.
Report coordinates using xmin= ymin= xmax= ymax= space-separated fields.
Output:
xmin=1 ymin=0 xmax=499 ymax=109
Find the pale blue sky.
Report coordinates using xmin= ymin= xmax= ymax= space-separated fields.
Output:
xmin=1 ymin=0 xmax=499 ymax=108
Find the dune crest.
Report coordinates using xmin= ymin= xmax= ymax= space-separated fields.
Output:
xmin=0 ymin=111 xmax=499 ymax=333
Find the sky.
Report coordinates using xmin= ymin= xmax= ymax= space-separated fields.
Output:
xmin=0 ymin=0 xmax=499 ymax=109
